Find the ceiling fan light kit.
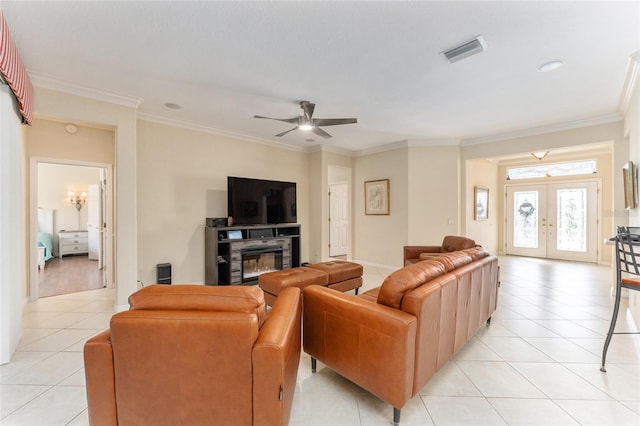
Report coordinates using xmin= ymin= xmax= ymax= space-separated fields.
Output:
xmin=254 ymin=101 xmax=357 ymax=139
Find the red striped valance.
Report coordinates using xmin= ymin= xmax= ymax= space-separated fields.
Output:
xmin=0 ymin=9 xmax=32 ymax=125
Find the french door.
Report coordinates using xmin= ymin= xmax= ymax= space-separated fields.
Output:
xmin=505 ymin=181 xmax=599 ymax=262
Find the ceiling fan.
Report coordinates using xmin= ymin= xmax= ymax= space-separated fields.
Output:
xmin=254 ymin=101 xmax=357 ymax=139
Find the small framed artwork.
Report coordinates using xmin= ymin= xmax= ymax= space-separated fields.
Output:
xmin=623 ymin=161 xmax=637 ymax=210
xmin=474 ymin=187 xmax=489 ymax=220
xmin=365 ymin=179 xmax=390 ymax=215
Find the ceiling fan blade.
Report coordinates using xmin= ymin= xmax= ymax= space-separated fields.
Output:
xmin=312 ymin=118 xmax=358 ymax=127
xmin=275 ymin=127 xmax=298 ymax=137
xmin=311 ymin=126 xmax=332 ymax=139
xmin=254 ymin=115 xmax=299 ymax=124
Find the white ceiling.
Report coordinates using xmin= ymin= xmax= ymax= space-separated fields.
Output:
xmin=2 ymin=1 xmax=639 ymax=154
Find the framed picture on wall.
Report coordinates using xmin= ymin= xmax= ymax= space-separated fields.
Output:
xmin=475 ymin=187 xmax=489 ymax=220
xmin=365 ymin=179 xmax=390 ymax=215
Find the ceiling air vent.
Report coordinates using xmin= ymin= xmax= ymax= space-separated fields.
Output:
xmin=442 ymin=36 xmax=487 ymax=63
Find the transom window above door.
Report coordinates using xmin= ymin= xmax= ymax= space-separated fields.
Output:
xmin=507 ymin=160 xmax=597 ymax=180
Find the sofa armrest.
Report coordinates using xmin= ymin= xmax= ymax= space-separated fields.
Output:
xmin=404 ymin=245 xmax=441 ymax=264
xmin=84 ymin=330 xmax=118 ymax=426
xmin=303 ymin=286 xmax=417 ymax=409
xmin=253 ymin=287 xmax=302 ymax=426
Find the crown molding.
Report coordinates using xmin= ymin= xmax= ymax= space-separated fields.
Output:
xmin=136 ymin=112 xmax=308 ymax=153
xmin=352 ymin=138 xmax=461 ymax=157
xmin=304 ymin=143 xmax=356 ymax=157
xmin=618 ymin=51 xmax=640 ymax=115
xmin=461 ymin=113 xmax=622 ymax=146
xmin=29 ymin=71 xmax=143 ymax=108
xmin=406 ymin=139 xmax=461 ymax=147
xmin=354 ymin=140 xmax=409 ymax=157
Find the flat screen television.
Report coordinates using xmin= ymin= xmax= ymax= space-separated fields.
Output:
xmin=227 ymin=176 xmax=297 ymax=225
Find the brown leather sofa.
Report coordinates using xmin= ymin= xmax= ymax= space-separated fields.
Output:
xmin=403 ymin=235 xmax=478 ymax=266
xmin=84 ymin=284 xmax=301 ymax=426
xmin=303 ymin=247 xmax=499 ymax=425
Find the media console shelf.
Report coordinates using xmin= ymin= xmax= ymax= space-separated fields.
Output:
xmin=205 ymin=224 xmax=301 ymax=285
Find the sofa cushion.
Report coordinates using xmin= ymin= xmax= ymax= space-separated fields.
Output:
xmin=462 ymin=247 xmax=490 ymax=260
xmin=128 ymin=284 xmax=267 ymax=327
xmin=377 ymin=260 xmax=446 ymax=309
xmin=441 ymin=235 xmax=476 ymax=252
xmin=428 ymin=251 xmax=473 ymax=272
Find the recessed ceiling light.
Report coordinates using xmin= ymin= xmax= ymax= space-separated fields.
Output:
xmin=164 ymin=102 xmax=182 ymax=109
xmin=537 ymin=60 xmax=565 ymax=72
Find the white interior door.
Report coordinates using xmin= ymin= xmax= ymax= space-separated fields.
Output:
xmin=329 ymin=183 xmax=349 ymax=257
xmin=87 ymin=183 xmax=102 ymax=266
xmin=506 ymin=181 xmax=598 ymax=262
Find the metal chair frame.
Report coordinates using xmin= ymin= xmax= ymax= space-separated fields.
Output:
xmin=600 ymin=232 xmax=640 ymax=372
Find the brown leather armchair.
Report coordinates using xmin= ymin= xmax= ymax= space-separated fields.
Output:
xmin=404 ymin=235 xmax=477 ymax=265
xmin=84 ymin=284 xmax=301 ymax=426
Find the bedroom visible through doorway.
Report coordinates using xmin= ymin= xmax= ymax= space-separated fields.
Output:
xmin=36 ymin=162 xmax=108 ymax=298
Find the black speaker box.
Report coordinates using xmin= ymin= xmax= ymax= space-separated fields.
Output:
xmin=249 ymin=228 xmax=274 ymax=239
xmin=206 ymin=217 xmax=228 ymax=227
xmin=157 ymin=263 xmax=171 ymax=285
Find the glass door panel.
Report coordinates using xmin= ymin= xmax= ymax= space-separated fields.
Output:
xmin=547 ymin=182 xmax=597 ymax=262
xmin=513 ymin=190 xmax=539 ymax=249
xmin=506 ymin=186 xmax=546 ymax=258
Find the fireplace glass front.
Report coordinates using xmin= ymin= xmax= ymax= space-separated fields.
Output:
xmin=241 ymin=246 xmax=283 ymax=283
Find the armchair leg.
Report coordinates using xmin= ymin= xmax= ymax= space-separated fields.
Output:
xmin=311 ymin=357 xmax=317 ymax=373
xmin=393 ymin=407 xmax=401 ymax=425
xmin=486 ymin=316 xmax=492 ymax=325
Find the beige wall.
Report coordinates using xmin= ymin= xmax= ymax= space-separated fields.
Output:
xmin=354 ymin=148 xmax=408 ymax=267
xmin=136 ymin=120 xmax=310 ymax=285
xmin=465 ymin=158 xmax=499 ymax=253
xmin=407 ymin=145 xmax=460 ymax=246
xmin=307 ymin=151 xmax=323 ymax=263
xmin=25 ymin=119 xmax=115 ymax=164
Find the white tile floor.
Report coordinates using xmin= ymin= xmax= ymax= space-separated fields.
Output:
xmin=2 ymin=256 xmax=639 ymax=425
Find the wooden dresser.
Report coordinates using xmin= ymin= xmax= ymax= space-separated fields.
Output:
xmin=58 ymin=230 xmax=88 ymax=258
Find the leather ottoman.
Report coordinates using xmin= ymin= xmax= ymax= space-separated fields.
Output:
xmin=259 ymin=267 xmax=328 ymax=306
xmin=305 ymin=260 xmax=363 ymax=294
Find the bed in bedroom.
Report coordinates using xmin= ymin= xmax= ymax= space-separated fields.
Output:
xmin=37 ymin=208 xmax=54 ymax=269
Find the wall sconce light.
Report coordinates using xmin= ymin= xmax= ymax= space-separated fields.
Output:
xmin=69 ymin=191 xmax=87 ymax=211
xmin=531 ymin=151 xmax=549 ymax=160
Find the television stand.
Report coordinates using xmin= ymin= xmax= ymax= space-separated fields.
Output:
xmin=205 ymin=224 xmax=301 ymax=285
